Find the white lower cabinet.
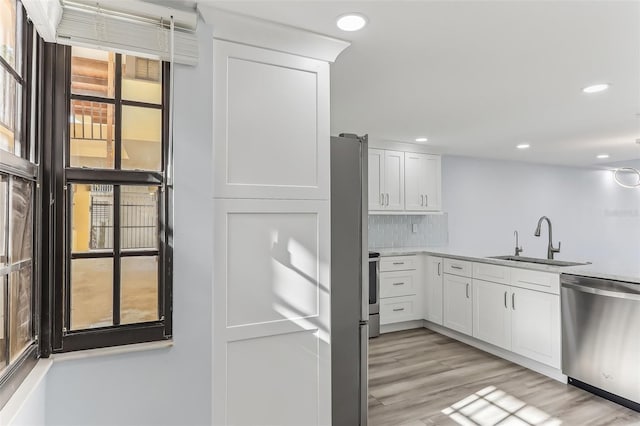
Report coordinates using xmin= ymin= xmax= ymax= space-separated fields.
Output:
xmin=443 ymin=274 xmax=473 ymax=336
xmin=424 ymin=256 xmax=444 ymax=324
xmin=511 ymin=286 xmax=560 ymax=368
xmin=379 ymin=255 xmax=422 ymax=326
xmin=471 ymin=276 xmax=560 ymax=369
xmin=472 ymin=279 xmax=511 ymax=350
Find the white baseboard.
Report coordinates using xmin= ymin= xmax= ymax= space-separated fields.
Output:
xmin=380 ymin=320 xmax=424 ymax=334
xmin=423 ymin=320 xmax=567 ymax=383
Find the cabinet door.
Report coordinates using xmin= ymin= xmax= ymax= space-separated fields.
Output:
xmin=383 ymin=150 xmax=404 ymax=211
xmin=443 ymin=274 xmax=473 ymax=336
xmin=472 ymin=280 xmax=511 ymax=350
xmin=511 ymin=287 xmax=561 ymax=368
xmin=368 ymin=149 xmax=385 ymax=210
xmin=425 ymin=256 xmax=444 ymax=324
xmin=404 ymin=152 xmax=426 ymax=211
xmin=422 ymin=154 xmax=441 ymax=211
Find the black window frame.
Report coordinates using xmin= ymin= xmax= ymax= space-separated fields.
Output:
xmin=0 ymin=0 xmax=42 ymax=409
xmin=44 ymin=45 xmax=172 ymax=354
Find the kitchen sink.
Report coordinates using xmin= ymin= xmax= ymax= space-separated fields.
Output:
xmin=489 ymin=255 xmax=590 ymax=267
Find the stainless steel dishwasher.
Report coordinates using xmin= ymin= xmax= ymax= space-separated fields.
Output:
xmin=561 ymin=274 xmax=640 ymax=411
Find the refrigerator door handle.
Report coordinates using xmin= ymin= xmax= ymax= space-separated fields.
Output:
xmin=360 ymin=323 xmax=369 ymax=426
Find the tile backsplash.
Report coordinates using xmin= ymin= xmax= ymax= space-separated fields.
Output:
xmin=368 ymin=214 xmax=449 ymax=249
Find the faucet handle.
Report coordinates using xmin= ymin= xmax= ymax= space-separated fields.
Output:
xmin=552 ymin=241 xmax=561 ymax=253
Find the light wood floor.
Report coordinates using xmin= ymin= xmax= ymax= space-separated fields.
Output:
xmin=368 ymin=328 xmax=640 ymax=426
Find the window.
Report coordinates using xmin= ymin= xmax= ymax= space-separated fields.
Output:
xmin=0 ymin=0 xmax=40 ymax=409
xmin=48 ymin=46 xmax=171 ymax=352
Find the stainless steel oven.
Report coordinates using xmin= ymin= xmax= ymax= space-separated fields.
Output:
xmin=369 ymin=252 xmax=380 ymax=337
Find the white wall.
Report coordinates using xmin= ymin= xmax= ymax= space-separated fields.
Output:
xmin=43 ymin=20 xmax=214 ymax=426
xmin=442 ymin=155 xmax=640 ymax=272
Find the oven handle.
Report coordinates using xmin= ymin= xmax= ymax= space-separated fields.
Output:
xmin=563 ymin=282 xmax=640 ymax=301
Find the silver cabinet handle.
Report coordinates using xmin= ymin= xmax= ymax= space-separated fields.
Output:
xmin=386 ymin=193 xmax=389 ymax=206
xmin=392 ymin=262 xmax=404 ymax=265
xmin=380 ymin=193 xmax=384 ymax=206
xmin=392 ymin=282 xmax=404 ymax=286
xmin=504 ymin=291 xmax=507 ymax=309
xmin=466 ymin=283 xmax=470 ymax=298
xmin=512 ymin=293 xmax=515 ymax=310
xmin=451 ymin=265 xmax=463 ymax=270
xmin=424 ymin=194 xmax=428 ymax=207
xmin=393 ymin=307 xmax=405 ymax=312
xmin=437 ymin=262 xmax=441 ymax=276
xmin=420 ymin=194 xmax=424 ymax=206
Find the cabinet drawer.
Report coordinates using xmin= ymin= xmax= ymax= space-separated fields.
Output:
xmin=443 ymin=258 xmax=472 ymax=277
xmin=380 ymin=255 xmax=417 ymax=272
xmin=510 ymin=268 xmax=560 ymax=295
xmin=380 ymin=296 xmax=418 ymax=324
xmin=380 ymin=270 xmax=416 ymax=298
xmin=473 ymin=262 xmax=511 ymax=285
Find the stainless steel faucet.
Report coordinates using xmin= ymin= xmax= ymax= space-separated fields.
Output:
xmin=514 ymin=230 xmax=523 ymax=256
xmin=534 ymin=216 xmax=561 ymax=260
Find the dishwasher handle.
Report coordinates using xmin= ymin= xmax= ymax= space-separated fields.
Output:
xmin=562 ymin=281 xmax=640 ymax=301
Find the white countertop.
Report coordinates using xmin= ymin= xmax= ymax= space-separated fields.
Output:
xmin=372 ymin=246 xmax=640 ymax=284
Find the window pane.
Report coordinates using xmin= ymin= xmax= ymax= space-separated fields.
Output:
xmin=9 ymin=176 xmax=32 ymax=264
xmin=0 ymin=66 xmax=16 ymax=153
xmin=0 ymin=175 xmax=7 ymax=266
xmin=71 ymin=184 xmax=113 ymax=253
xmin=70 ymin=258 xmax=113 ymax=330
xmin=0 ymin=0 xmax=17 ymax=70
xmin=9 ymin=265 xmax=31 ymax=362
xmin=121 ymin=106 xmax=161 ymax=171
xmin=0 ymin=276 xmax=7 ymax=371
xmin=121 ymin=256 xmax=158 ymax=325
xmin=70 ymin=100 xmax=115 ymax=169
xmin=122 ymin=55 xmax=162 ymax=104
xmin=71 ymin=47 xmax=115 ymax=98
xmin=121 ymin=186 xmax=158 ymax=250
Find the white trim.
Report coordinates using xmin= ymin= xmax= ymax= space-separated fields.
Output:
xmin=0 ymin=359 xmax=52 ymax=425
xmin=368 ymin=139 xmax=445 ymax=155
xmin=198 ymin=6 xmax=350 ymax=63
xmin=423 ymin=320 xmax=567 ymax=383
xmin=51 ymin=340 xmax=173 ymax=363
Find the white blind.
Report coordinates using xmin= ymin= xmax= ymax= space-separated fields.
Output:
xmin=56 ymin=7 xmax=198 ymax=65
xmin=22 ymin=0 xmax=199 ymax=65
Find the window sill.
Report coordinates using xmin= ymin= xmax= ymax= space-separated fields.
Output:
xmin=0 ymin=340 xmax=173 ymax=423
xmin=0 ymin=358 xmax=52 ymax=425
xmin=51 ymin=339 xmax=174 ymax=363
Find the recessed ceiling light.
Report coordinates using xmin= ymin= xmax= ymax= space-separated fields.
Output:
xmin=582 ymin=83 xmax=610 ymax=94
xmin=415 ymin=137 xmax=428 ymax=143
xmin=516 ymin=143 xmax=530 ymax=149
xmin=336 ymin=13 xmax=367 ymax=32
xmin=596 ymin=154 xmax=610 ymax=159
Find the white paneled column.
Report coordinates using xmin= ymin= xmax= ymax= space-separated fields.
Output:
xmin=202 ymin=7 xmax=349 ymax=426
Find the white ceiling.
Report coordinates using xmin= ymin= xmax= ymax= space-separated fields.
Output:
xmin=204 ymin=1 xmax=640 ymax=167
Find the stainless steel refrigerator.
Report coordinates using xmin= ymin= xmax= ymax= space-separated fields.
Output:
xmin=331 ymin=133 xmax=369 ymax=426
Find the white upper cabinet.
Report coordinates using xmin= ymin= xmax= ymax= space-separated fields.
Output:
xmin=368 ymin=148 xmax=441 ymax=213
xmin=368 ymin=149 xmax=384 ymax=210
xmin=384 ymin=150 xmax=405 ymax=210
xmin=405 ymin=153 xmax=441 ymax=212
xmin=368 ymin=149 xmax=405 ymax=211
